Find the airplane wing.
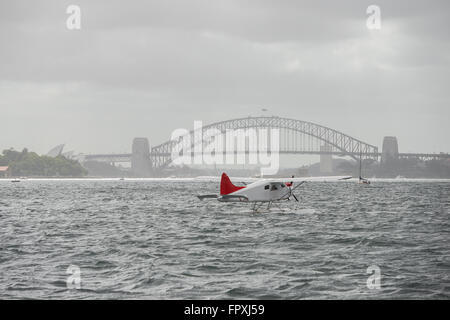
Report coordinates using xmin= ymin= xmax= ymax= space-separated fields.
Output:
xmin=265 ymin=176 xmax=352 ymax=183
xmin=273 ymin=176 xmax=350 ymax=201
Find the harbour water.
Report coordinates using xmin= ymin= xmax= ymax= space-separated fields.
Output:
xmin=0 ymin=179 xmax=449 ymax=299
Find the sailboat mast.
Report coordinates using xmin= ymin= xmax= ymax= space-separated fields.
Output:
xmin=359 ymin=151 xmax=362 ymax=179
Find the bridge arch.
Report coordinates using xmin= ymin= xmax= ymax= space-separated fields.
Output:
xmin=150 ymin=116 xmax=378 ymax=168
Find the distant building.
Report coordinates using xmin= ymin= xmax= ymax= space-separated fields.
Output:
xmin=0 ymin=166 xmax=9 ymax=178
xmin=62 ymin=150 xmax=75 ymax=159
xmin=46 ymin=144 xmax=65 ymax=157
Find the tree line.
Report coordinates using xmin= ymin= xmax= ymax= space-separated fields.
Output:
xmin=0 ymin=148 xmax=87 ymax=177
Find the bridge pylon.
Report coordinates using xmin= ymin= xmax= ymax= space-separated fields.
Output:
xmin=131 ymin=138 xmax=153 ymax=177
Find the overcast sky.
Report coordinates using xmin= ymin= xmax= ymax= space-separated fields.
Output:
xmin=0 ymin=0 xmax=449 ymax=156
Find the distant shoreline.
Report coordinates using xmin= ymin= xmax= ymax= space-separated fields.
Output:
xmin=2 ymin=177 xmax=450 ymax=182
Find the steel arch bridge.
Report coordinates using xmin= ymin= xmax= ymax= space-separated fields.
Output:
xmin=150 ymin=116 xmax=378 ymax=168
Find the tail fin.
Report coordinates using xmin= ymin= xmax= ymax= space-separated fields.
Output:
xmin=220 ymin=173 xmax=245 ymax=195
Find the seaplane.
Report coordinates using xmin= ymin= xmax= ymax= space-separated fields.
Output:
xmin=197 ymin=173 xmax=351 ymax=211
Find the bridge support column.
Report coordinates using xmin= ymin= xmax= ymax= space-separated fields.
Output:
xmin=381 ymin=136 xmax=399 ymax=167
xmin=131 ymin=138 xmax=153 ymax=177
xmin=320 ymin=145 xmax=333 ymax=174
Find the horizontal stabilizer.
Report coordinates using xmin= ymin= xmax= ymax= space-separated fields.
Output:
xmin=267 ymin=176 xmax=352 ymax=183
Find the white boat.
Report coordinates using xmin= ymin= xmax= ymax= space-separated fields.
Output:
xmin=358 ymin=152 xmax=370 ymax=184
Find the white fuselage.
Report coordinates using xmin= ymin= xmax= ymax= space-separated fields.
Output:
xmin=218 ymin=180 xmax=291 ymax=202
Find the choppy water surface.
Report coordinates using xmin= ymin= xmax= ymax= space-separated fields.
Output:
xmin=0 ymin=179 xmax=449 ymax=299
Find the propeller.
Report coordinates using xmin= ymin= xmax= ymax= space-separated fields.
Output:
xmin=287 ymin=175 xmax=299 ymax=201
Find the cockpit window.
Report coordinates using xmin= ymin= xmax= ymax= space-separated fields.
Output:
xmin=271 ymin=185 xmax=278 ymax=191
xmin=264 ymin=185 xmax=270 ymax=190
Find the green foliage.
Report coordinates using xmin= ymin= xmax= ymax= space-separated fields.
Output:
xmin=0 ymin=148 xmax=87 ymax=177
